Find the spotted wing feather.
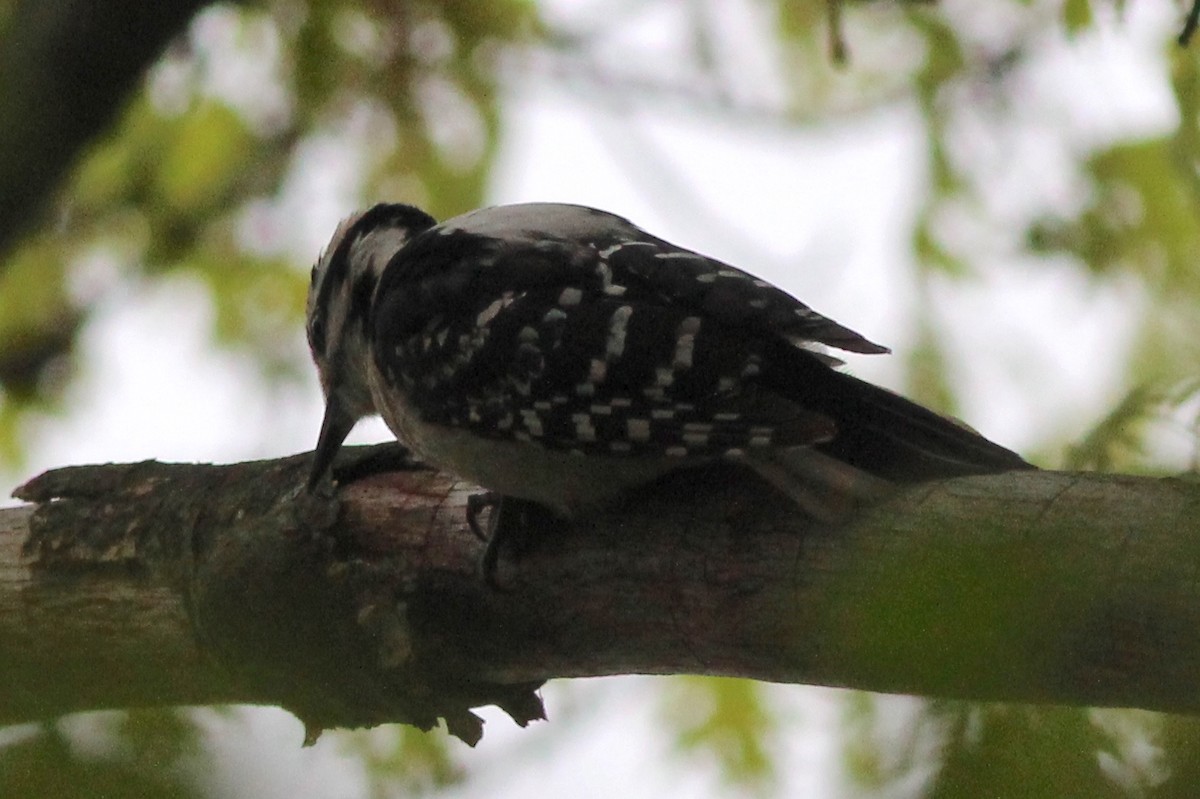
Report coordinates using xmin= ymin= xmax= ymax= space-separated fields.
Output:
xmin=370 ymin=205 xmax=1031 ymax=480
xmin=600 ymin=240 xmax=888 ymax=355
xmin=371 ymin=233 xmax=838 ymax=458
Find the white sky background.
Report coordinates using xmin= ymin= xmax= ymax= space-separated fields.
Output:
xmin=0 ymin=0 xmax=1187 ymax=796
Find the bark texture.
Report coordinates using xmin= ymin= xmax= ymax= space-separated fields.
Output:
xmin=3 ymin=446 xmax=1199 ymax=743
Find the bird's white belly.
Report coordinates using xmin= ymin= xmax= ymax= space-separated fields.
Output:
xmin=367 ymin=367 xmax=683 ymax=515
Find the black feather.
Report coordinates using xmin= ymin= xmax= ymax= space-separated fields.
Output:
xmin=761 ymin=343 xmax=1032 ymax=480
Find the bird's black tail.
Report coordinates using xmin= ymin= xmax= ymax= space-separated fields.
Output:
xmin=768 ymin=349 xmax=1033 ymax=482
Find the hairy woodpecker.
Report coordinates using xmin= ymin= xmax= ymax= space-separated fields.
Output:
xmin=306 ymin=203 xmax=1031 ymax=555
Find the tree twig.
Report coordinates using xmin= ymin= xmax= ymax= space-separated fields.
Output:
xmin=1181 ymin=0 xmax=1200 ymax=45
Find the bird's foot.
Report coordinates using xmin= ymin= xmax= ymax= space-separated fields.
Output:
xmin=466 ymin=493 xmax=559 ymax=591
xmin=467 ymin=491 xmax=502 ymax=542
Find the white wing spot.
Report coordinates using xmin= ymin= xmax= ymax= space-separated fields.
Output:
xmin=626 ymin=418 xmax=651 ymax=441
xmin=666 ymin=446 xmax=689 ymax=457
xmin=672 ymin=337 xmax=694 ymax=370
xmin=559 ymin=287 xmax=583 ymax=306
xmin=606 ymin=305 xmax=634 ymax=359
xmin=520 ymin=409 xmax=545 ymax=437
xmin=672 ymin=316 xmax=701 ymax=369
xmin=713 ymin=412 xmax=741 ymax=421
xmin=589 ymin=358 xmax=608 ymax=383
xmin=682 ymin=432 xmax=709 ymax=446
xmin=596 ymin=261 xmax=612 ymax=282
xmin=573 ymin=413 xmax=597 ymax=442
xmin=590 ymin=404 xmax=613 ymax=416
xmin=651 ymin=408 xmax=675 ymax=420
xmin=476 ymin=293 xmax=512 ymax=327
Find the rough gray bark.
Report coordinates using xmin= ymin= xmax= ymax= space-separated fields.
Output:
xmin=3 ymin=446 xmax=1199 ymax=744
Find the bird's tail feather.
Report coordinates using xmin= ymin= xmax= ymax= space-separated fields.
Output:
xmin=746 ymin=447 xmax=894 ymax=521
xmin=766 ymin=350 xmax=1033 ymax=482
xmin=811 ymin=370 xmax=1032 ymax=481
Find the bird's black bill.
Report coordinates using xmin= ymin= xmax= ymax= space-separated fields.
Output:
xmin=307 ymin=400 xmax=357 ymax=492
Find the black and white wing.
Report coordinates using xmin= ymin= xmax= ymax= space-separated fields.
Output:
xmin=370 ymin=203 xmax=1030 ymax=479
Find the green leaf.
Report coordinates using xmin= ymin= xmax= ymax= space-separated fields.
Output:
xmin=663 ymin=677 xmax=777 ymax=791
xmin=155 ymin=102 xmax=255 ymax=215
xmin=337 ymin=725 xmax=463 ymax=796
xmin=1062 ymin=0 xmax=1094 ymax=35
xmin=925 ymin=705 xmax=1135 ymax=799
xmin=1029 ymin=138 xmax=1200 ymax=286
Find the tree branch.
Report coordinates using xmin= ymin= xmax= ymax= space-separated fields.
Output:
xmin=0 ymin=0 xmax=211 ymax=263
xmin=1182 ymin=0 xmax=1200 ymax=45
xmin=3 ymin=447 xmax=1199 ymax=744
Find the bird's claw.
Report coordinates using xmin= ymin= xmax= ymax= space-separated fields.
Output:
xmin=467 ymin=491 xmax=508 ymax=590
xmin=467 ymin=491 xmax=501 ymax=543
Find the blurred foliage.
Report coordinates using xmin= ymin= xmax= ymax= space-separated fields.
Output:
xmin=1061 ymin=378 xmax=1200 ymax=472
xmin=1030 ymin=47 xmax=1200 ymax=410
xmin=662 ymin=677 xmax=778 ymax=793
xmin=844 ymin=699 xmax=1200 ymax=799
xmin=337 ymin=725 xmax=464 ymax=797
xmin=925 ymin=704 xmax=1147 ymax=799
xmin=0 ymin=710 xmax=207 ymax=799
xmin=4 ymin=0 xmax=1200 ymax=797
xmin=0 ymin=0 xmax=536 ymax=467
xmin=1064 ymin=383 xmax=1166 ymax=471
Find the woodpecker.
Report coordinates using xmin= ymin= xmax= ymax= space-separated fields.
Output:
xmin=306 ymin=203 xmax=1031 ymax=568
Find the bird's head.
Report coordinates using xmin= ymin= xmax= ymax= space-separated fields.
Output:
xmin=305 ymin=203 xmax=438 ymax=491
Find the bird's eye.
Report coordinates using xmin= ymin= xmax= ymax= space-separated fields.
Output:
xmin=309 ymin=316 xmax=327 ymax=353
